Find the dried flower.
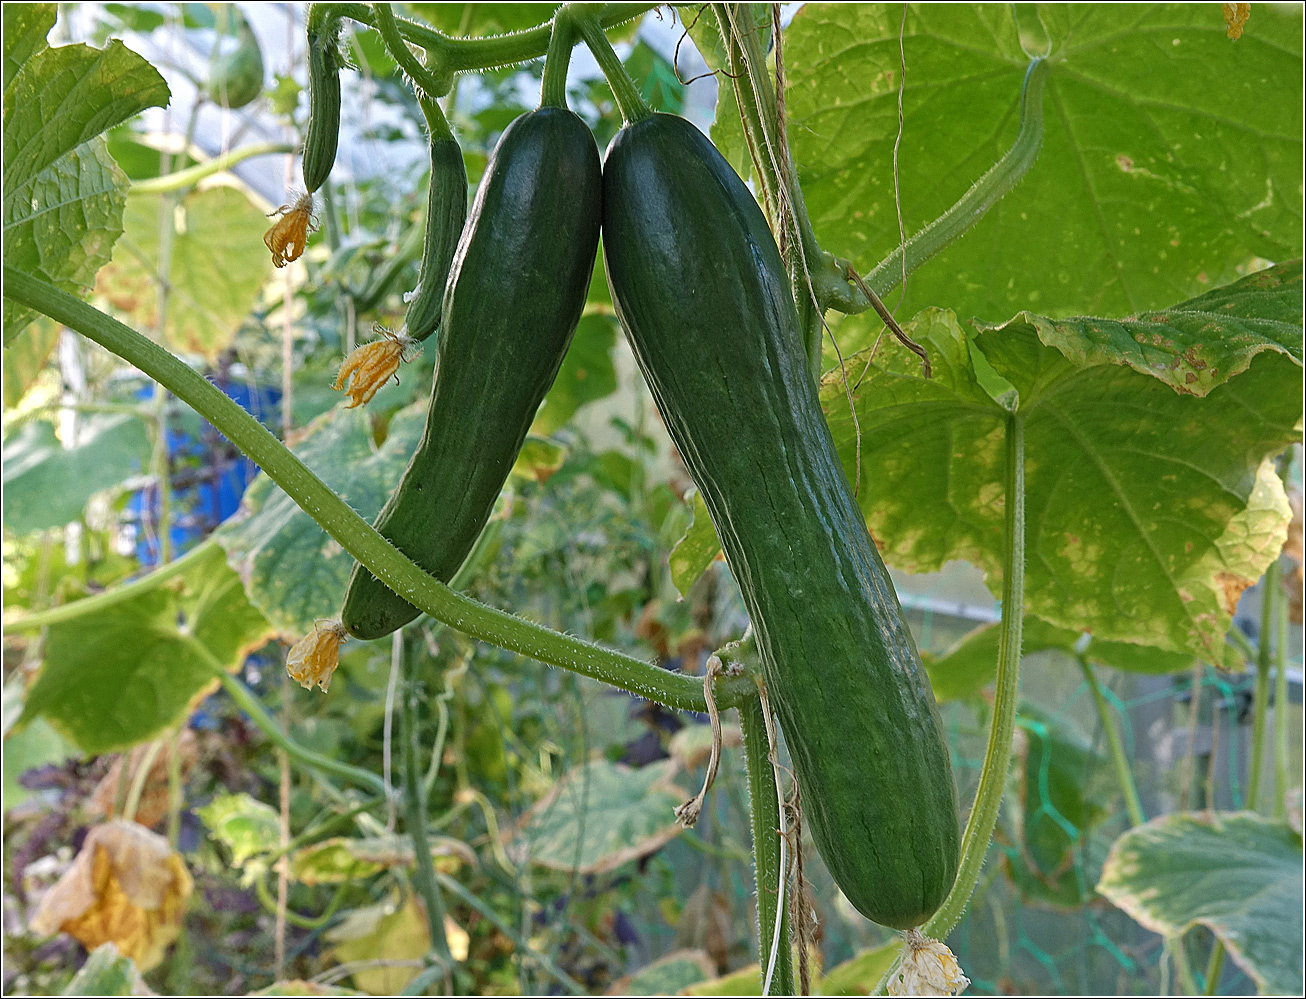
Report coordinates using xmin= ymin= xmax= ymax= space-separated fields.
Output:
xmin=263 ymin=191 xmax=318 ymax=267
xmin=888 ymin=929 xmax=970 ymax=997
xmin=286 ymin=619 xmax=348 ymax=693
xmin=31 ymin=821 xmax=192 ymax=972
xmin=1223 ymin=2 xmax=1251 ymax=39
xmin=333 ymin=325 xmax=420 ymax=408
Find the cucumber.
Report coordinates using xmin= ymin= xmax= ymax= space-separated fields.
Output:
xmin=600 ymin=114 xmax=959 ymax=929
xmin=302 ymin=24 xmax=341 ymax=194
xmin=402 ymin=135 xmax=468 ymax=342
xmin=341 ymin=108 xmax=601 ymax=640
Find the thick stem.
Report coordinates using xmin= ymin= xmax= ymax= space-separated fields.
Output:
xmin=924 ymin=409 xmax=1024 ymax=940
xmin=739 ymin=696 xmax=794 ymax=997
xmin=1246 ymin=559 xmax=1279 ymax=812
xmin=130 ymin=143 xmax=295 ymax=194
xmin=313 ymin=3 xmax=655 ymax=75
xmin=4 ymin=269 xmax=755 ymax=715
xmin=1079 ymin=656 xmax=1146 ymax=827
xmin=373 ymin=2 xmax=450 ymax=108
xmin=575 ymin=11 xmax=652 ymax=123
xmin=540 ymin=11 xmax=576 ymax=109
xmin=821 ymin=58 xmax=1050 ymax=313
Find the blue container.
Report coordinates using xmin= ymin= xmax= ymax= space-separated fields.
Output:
xmin=126 ymin=380 xmax=281 ymax=565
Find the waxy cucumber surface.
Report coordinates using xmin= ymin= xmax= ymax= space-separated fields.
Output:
xmin=342 ymin=108 xmax=601 ymax=640
xmin=600 ymin=114 xmax=960 ymax=929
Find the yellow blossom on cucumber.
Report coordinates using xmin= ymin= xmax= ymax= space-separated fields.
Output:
xmin=332 ymin=325 xmax=419 ymax=408
xmin=286 ymin=620 xmax=348 ymax=693
xmin=263 ymin=191 xmax=318 ymax=267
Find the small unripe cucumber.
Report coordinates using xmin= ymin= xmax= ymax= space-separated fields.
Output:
xmin=341 ymin=108 xmax=602 ymax=640
xmin=601 ymin=114 xmax=960 ymax=929
xmin=403 ymin=136 xmax=468 ymax=342
xmin=301 ymin=25 xmax=341 ymax=194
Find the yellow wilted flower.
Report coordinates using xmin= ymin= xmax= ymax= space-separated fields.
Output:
xmin=263 ymin=191 xmax=318 ymax=267
xmin=1223 ymin=2 xmax=1251 ymax=39
xmin=888 ymin=929 xmax=970 ymax=997
xmin=31 ymin=821 xmax=192 ymax=972
xmin=333 ymin=326 xmax=420 ymax=408
xmin=286 ymin=619 xmax=348 ymax=692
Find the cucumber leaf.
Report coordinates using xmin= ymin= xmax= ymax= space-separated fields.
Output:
xmin=2 ymin=4 xmax=169 ymax=341
xmin=17 ymin=543 xmax=272 ymax=754
xmin=1098 ymin=812 xmax=1304 ymax=996
xmin=774 ymin=3 xmax=1302 ymax=325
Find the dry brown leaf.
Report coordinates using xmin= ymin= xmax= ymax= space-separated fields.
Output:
xmin=31 ymin=821 xmax=192 ymax=971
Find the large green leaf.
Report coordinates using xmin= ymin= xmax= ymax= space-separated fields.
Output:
xmin=17 ymin=543 xmax=273 ymax=753
xmin=1 ymin=3 xmax=169 ymax=341
xmin=508 ymin=759 xmax=688 ymax=874
xmin=215 ymin=404 xmax=427 ymax=636
xmin=825 ymin=269 xmax=1300 ymax=660
xmin=772 ymin=3 xmax=1302 ymax=325
xmin=94 ymin=186 xmax=273 ymax=360
xmin=1097 ymin=812 xmax=1304 ymax=996
xmin=1 ymin=413 xmax=150 ymax=533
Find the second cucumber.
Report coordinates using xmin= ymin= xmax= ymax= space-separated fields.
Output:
xmin=341 ymin=108 xmax=602 ymax=640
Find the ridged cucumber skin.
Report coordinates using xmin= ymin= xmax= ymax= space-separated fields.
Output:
xmin=341 ymin=108 xmax=601 ymax=640
xmin=404 ymin=137 xmax=468 ymax=342
xmin=601 ymin=114 xmax=959 ymax=929
xmin=302 ymin=27 xmax=340 ymax=194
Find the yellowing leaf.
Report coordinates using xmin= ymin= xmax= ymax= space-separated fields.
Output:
xmin=31 ymin=820 xmax=192 ymax=972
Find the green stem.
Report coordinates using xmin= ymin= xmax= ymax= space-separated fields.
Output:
xmin=1246 ymin=559 xmax=1279 ymax=812
xmin=312 ymin=3 xmax=654 ymax=75
xmin=575 ymin=10 xmax=652 ymax=123
xmin=821 ymin=58 xmax=1050 ymax=311
xmin=373 ymin=2 xmax=451 ymax=108
xmin=255 ymin=869 xmax=353 ymax=929
xmin=924 ymin=409 xmax=1025 ymax=940
xmin=1079 ymin=656 xmax=1146 ymax=827
xmin=4 ymin=269 xmax=755 ymax=716
xmin=738 ymin=696 xmax=794 ymax=997
xmin=1204 ymin=943 xmax=1227 ymax=996
xmin=1172 ymin=936 xmax=1199 ymax=996
xmin=4 ymin=539 xmax=217 ymax=632
xmin=130 ymin=143 xmax=295 ymax=194
xmin=1272 ymin=563 xmax=1290 ymax=821
xmin=540 ymin=11 xmax=576 ymax=109
xmin=403 ymin=666 xmax=454 ymax=970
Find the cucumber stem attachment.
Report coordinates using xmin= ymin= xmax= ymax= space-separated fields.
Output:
xmin=924 ymin=408 xmax=1026 ymax=940
xmin=574 ymin=10 xmax=652 ymax=124
xmin=540 ymin=9 xmax=577 ymax=109
xmin=373 ymin=2 xmax=453 ymax=108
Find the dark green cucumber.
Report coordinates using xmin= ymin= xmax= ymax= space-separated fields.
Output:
xmin=402 ymin=136 xmax=468 ymax=342
xmin=302 ymin=24 xmax=341 ymax=194
xmin=601 ymin=114 xmax=959 ymax=929
xmin=341 ymin=108 xmax=601 ymax=640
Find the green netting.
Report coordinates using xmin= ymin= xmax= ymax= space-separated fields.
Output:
xmin=910 ymin=598 xmax=1303 ymax=997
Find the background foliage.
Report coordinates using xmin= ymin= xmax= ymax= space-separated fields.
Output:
xmin=3 ymin=3 xmax=1302 ymax=997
